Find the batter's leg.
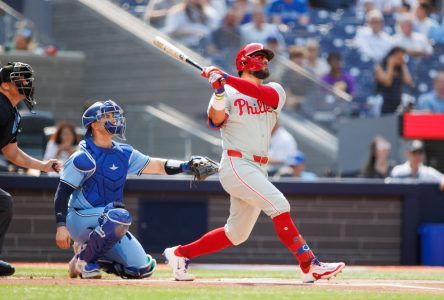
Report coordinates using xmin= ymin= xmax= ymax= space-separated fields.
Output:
xmin=221 ymin=158 xmax=316 ymax=272
xmin=176 ymin=195 xmax=260 ymax=259
xmin=165 ymin=196 xmax=260 ymax=281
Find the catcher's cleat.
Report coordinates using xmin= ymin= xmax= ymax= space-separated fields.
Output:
xmin=301 ymin=258 xmax=345 ymax=283
xmin=68 ymin=255 xmax=79 ymax=278
xmin=163 ymin=246 xmax=195 ymax=281
xmin=68 ymin=242 xmax=82 ymax=278
xmin=76 ymin=258 xmax=101 ymax=279
xmin=80 ymin=262 xmax=102 ymax=279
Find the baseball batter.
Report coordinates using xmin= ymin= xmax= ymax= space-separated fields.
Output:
xmin=54 ymin=100 xmax=213 ymax=279
xmin=164 ymin=43 xmax=345 ymax=283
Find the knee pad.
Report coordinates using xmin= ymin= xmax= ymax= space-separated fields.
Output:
xmin=79 ymin=208 xmax=132 ymax=263
xmin=98 ymin=254 xmax=157 ymax=279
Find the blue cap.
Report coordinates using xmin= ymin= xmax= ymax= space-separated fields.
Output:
xmin=286 ymin=151 xmax=305 ymax=166
xmin=266 ymin=36 xmax=278 ymax=44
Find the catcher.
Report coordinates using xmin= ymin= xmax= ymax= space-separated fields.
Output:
xmin=53 ymin=100 xmax=218 ymax=279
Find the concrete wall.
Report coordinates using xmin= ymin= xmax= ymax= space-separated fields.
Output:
xmin=0 ymin=51 xmax=85 ymax=125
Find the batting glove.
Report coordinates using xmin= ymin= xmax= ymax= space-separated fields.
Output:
xmin=208 ymin=72 xmax=226 ymax=93
xmin=201 ymin=66 xmax=221 ymax=79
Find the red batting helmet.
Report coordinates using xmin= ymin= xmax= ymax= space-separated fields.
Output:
xmin=235 ymin=43 xmax=275 ymax=72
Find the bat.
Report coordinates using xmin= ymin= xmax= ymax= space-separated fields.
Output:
xmin=152 ymin=36 xmax=203 ymax=71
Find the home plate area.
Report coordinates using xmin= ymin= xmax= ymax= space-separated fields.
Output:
xmin=2 ymin=264 xmax=444 ymax=295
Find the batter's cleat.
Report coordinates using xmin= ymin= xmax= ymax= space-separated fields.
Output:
xmin=0 ymin=260 xmax=15 ymax=277
xmin=81 ymin=262 xmax=102 ymax=279
xmin=163 ymin=246 xmax=195 ymax=281
xmin=301 ymin=258 xmax=345 ymax=283
xmin=68 ymin=255 xmax=79 ymax=278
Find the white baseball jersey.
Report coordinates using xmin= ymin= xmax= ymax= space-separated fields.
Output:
xmin=207 ymin=81 xmax=290 ymax=245
xmin=208 ymin=82 xmax=286 ymax=157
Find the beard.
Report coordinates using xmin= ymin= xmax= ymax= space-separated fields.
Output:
xmin=252 ymin=68 xmax=270 ymax=80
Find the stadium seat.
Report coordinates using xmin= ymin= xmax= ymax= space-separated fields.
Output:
xmin=17 ymin=111 xmax=55 ymax=160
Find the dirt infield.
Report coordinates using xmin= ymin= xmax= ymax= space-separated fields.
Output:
xmin=2 ymin=263 xmax=444 ymax=294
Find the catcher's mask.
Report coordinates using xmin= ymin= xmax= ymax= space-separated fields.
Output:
xmin=0 ymin=62 xmax=36 ymax=113
xmin=82 ymin=100 xmax=126 ymax=140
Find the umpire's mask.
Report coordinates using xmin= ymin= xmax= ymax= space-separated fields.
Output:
xmin=0 ymin=62 xmax=36 ymax=113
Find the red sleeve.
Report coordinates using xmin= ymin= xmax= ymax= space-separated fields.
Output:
xmin=226 ymin=75 xmax=279 ymax=107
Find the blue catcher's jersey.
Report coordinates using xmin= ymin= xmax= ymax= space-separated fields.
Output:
xmin=61 ymin=137 xmax=150 ymax=209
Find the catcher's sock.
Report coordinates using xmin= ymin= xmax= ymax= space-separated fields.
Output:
xmin=175 ymin=227 xmax=233 ymax=259
xmin=272 ymin=212 xmax=315 ymax=273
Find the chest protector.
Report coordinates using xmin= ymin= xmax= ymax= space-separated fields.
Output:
xmin=81 ymin=138 xmax=132 ymax=207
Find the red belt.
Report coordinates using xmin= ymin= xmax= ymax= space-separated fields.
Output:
xmin=227 ymin=150 xmax=269 ymax=164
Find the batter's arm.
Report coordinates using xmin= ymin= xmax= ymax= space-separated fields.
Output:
xmin=225 ymin=75 xmax=279 ymax=107
xmin=208 ymin=106 xmax=227 ymax=126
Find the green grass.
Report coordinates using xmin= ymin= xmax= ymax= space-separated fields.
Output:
xmin=1 ymin=285 xmax=441 ymax=300
xmin=2 ymin=266 xmax=444 ymax=300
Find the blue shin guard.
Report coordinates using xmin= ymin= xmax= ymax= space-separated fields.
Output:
xmin=79 ymin=207 xmax=132 ymax=263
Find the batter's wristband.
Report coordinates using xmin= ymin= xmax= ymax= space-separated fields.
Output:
xmin=215 ymin=87 xmax=225 ymax=94
xmin=212 ymin=96 xmax=226 ymax=110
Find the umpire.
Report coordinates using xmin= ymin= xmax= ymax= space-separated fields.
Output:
xmin=0 ymin=62 xmax=61 ymax=276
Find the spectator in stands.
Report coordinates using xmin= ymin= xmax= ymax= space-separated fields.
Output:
xmin=163 ymin=0 xmax=220 ymax=53
xmin=268 ymin=0 xmax=310 ymax=26
xmin=361 ymin=136 xmax=394 ymax=178
xmin=265 ymin=36 xmax=286 ymax=81
xmin=208 ymin=9 xmax=242 ymax=73
xmin=275 ymin=150 xmax=318 ymax=179
xmin=43 ymin=122 xmax=79 ymax=175
xmin=321 ymin=52 xmax=356 ymax=96
xmin=354 ymin=10 xmax=393 ymax=62
xmin=303 ymin=39 xmax=329 ymax=77
xmin=357 ymin=0 xmax=404 ymax=14
xmin=390 ymin=140 xmax=444 ymax=190
xmin=240 ymin=7 xmax=285 ymax=46
xmin=399 ymin=1 xmax=412 ymax=14
xmin=392 ymin=13 xmax=433 ymax=57
xmin=281 ymin=46 xmax=311 ymax=111
xmin=413 ymin=2 xmax=439 ymax=36
xmin=265 ymin=35 xmax=285 ymax=57
xmin=417 ymin=71 xmax=444 ymax=113
xmin=5 ymin=27 xmax=37 ymax=52
xmin=374 ymin=46 xmax=413 ymax=115
xmin=143 ymin=0 xmax=182 ymax=28
xmin=428 ymin=19 xmax=444 ymax=44
xmin=231 ymin=0 xmax=254 ymax=25
xmin=268 ymin=122 xmax=297 ymax=175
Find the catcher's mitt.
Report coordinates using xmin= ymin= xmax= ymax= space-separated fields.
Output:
xmin=188 ymin=156 xmax=219 ymax=181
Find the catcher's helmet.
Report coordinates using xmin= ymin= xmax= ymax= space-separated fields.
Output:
xmin=235 ymin=43 xmax=274 ymax=72
xmin=82 ymin=100 xmax=126 ymax=140
xmin=0 ymin=62 xmax=36 ymax=113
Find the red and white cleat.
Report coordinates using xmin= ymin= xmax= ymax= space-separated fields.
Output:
xmin=301 ymin=258 xmax=345 ymax=283
xmin=163 ymin=246 xmax=195 ymax=281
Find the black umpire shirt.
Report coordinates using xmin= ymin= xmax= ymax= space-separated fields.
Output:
xmin=0 ymin=94 xmax=21 ymax=149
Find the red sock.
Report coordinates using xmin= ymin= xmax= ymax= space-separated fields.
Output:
xmin=272 ymin=212 xmax=315 ymax=273
xmin=175 ymin=227 xmax=233 ymax=259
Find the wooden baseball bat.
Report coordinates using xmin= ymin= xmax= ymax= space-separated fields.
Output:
xmin=152 ymin=36 xmax=203 ymax=71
